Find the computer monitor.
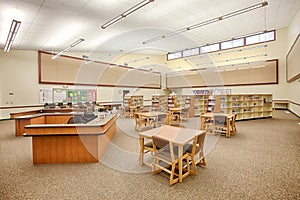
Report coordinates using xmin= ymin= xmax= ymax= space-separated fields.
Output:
xmin=48 ymin=103 xmax=55 ymax=108
xmin=77 ymin=102 xmax=84 ymax=108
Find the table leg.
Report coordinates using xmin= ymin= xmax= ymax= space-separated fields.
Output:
xmin=139 ymin=137 xmax=144 ymax=165
xmin=226 ymin=118 xmax=230 ymax=138
xmin=200 ymin=116 xmax=204 ymax=130
xmin=179 ymin=146 xmax=183 ymax=182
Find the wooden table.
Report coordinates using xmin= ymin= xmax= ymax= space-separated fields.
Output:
xmin=137 ymin=111 xmax=166 ymax=126
xmin=200 ymin=113 xmax=234 ymax=138
xmin=138 ymin=125 xmax=205 ymax=183
xmin=23 ymin=114 xmax=117 ymax=164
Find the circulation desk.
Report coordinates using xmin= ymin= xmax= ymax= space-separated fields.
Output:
xmin=13 ymin=112 xmax=82 ymax=136
xmin=23 ymin=114 xmax=117 ymax=164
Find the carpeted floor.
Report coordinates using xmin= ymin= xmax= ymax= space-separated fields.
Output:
xmin=0 ymin=110 xmax=299 ymax=199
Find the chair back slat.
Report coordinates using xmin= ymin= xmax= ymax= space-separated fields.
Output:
xmin=152 ymin=136 xmax=169 ymax=149
xmin=190 ymin=132 xmax=206 ymax=154
xmin=139 ymin=125 xmax=153 ymax=132
xmin=197 ymin=132 xmax=206 ymax=146
xmin=214 ymin=115 xmax=227 ymax=125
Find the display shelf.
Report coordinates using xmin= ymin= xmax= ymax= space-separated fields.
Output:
xmin=151 ymin=95 xmax=168 ymax=112
xmin=194 ymin=95 xmax=208 ymax=116
xmin=193 ymin=94 xmax=272 ymax=120
xmin=123 ymin=95 xmax=143 ymax=116
xmin=167 ymin=95 xmax=194 ymax=117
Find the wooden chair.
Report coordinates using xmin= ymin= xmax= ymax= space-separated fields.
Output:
xmin=118 ymin=106 xmax=127 ymax=118
xmin=152 ymin=136 xmax=190 ymax=185
xmin=180 ymin=108 xmax=189 ymax=121
xmin=185 ymin=132 xmax=206 ymax=175
xmin=204 ymin=117 xmax=214 ymax=133
xmin=168 ymin=110 xmax=181 ymax=124
xmin=212 ymin=115 xmax=228 ymax=136
xmin=169 ymin=123 xmax=186 ymax=128
xmin=154 ymin=113 xmax=167 ymax=128
xmin=139 ymin=126 xmax=155 ymax=168
xmin=230 ymin=113 xmax=237 ymax=135
xmin=67 ymin=116 xmax=84 ymax=124
xmin=134 ymin=113 xmax=148 ymax=131
xmin=129 ymin=106 xmax=137 ymax=118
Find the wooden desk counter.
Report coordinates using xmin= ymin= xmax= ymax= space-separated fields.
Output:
xmin=13 ymin=112 xmax=83 ymax=136
xmin=24 ymin=114 xmax=117 ymax=164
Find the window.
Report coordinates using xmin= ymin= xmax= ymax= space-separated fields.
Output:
xmin=167 ymin=51 xmax=182 ymax=60
xmin=200 ymin=43 xmax=219 ymax=53
xmin=166 ymin=30 xmax=275 ymax=60
xmin=246 ymin=31 xmax=275 ymax=45
xmin=182 ymin=48 xmax=199 ymax=57
xmin=221 ymin=38 xmax=244 ymax=49
xmin=246 ymin=34 xmax=260 ymax=45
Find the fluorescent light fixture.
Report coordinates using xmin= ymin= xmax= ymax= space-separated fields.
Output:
xmin=4 ymin=20 xmax=21 ymax=52
xmin=225 ymin=68 xmax=236 ymax=71
xmin=189 ymin=18 xmax=219 ymax=30
xmin=163 ymin=28 xmax=189 ymax=38
xmin=251 ymin=64 xmax=266 ymax=69
xmin=101 ymin=15 xmax=123 ymax=29
xmin=101 ymin=0 xmax=155 ymax=29
xmin=52 ymin=38 xmax=85 ymax=59
xmin=124 ymin=56 xmax=150 ymax=65
xmin=180 ymin=70 xmax=198 ymax=75
xmin=99 ymin=50 xmax=124 ymax=60
xmin=221 ymin=2 xmax=268 ymax=20
xmin=143 ymin=1 xmax=268 ymax=44
xmin=123 ymin=0 xmax=154 ymax=16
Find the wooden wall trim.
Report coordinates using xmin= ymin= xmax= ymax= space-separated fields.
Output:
xmin=0 ymin=105 xmax=43 ymax=110
xmin=286 ymin=34 xmax=300 ymax=83
xmin=289 ymin=100 xmax=300 ymax=107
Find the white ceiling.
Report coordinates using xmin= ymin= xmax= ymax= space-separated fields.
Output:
xmin=0 ymin=0 xmax=299 ymax=57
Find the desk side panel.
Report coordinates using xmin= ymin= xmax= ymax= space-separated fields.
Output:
xmin=32 ymin=135 xmax=98 ymax=164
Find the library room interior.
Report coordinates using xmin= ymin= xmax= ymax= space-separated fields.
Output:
xmin=0 ymin=0 xmax=299 ymax=199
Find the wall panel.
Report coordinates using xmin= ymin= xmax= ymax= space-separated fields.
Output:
xmin=167 ymin=59 xmax=278 ymax=88
xmin=39 ymin=51 xmax=161 ymax=88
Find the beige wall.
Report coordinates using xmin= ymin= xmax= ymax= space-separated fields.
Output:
xmin=0 ymin=51 xmax=166 ymax=119
xmin=286 ymin=9 xmax=300 ymax=116
xmin=1 ymin=15 xmax=299 ymax=118
xmin=179 ymin=27 xmax=299 ymax=116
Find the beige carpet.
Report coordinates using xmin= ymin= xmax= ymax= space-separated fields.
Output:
xmin=0 ymin=110 xmax=299 ymax=199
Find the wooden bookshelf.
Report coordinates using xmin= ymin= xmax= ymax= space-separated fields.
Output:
xmin=193 ymin=95 xmax=208 ymax=116
xmin=193 ymin=94 xmax=272 ymax=120
xmin=167 ymin=95 xmax=194 ymax=117
xmin=151 ymin=95 xmax=168 ymax=112
xmin=123 ymin=95 xmax=143 ymax=117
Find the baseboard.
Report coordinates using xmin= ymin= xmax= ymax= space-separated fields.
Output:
xmin=287 ymin=109 xmax=300 ymax=118
xmin=0 ymin=118 xmax=12 ymax=121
